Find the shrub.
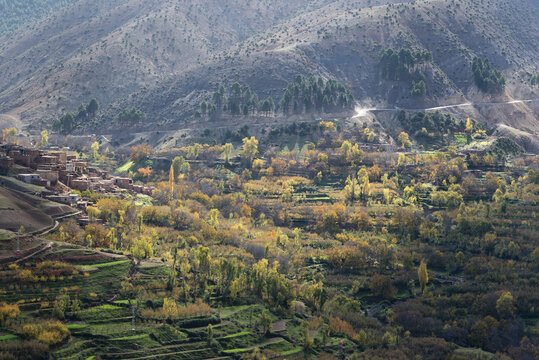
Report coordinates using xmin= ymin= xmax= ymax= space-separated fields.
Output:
xmin=22 ymin=321 xmax=69 ymax=345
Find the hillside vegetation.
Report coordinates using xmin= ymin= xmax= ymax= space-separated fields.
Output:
xmin=0 ymin=0 xmax=76 ymax=36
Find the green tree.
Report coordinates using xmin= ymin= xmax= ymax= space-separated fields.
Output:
xmin=302 ymin=321 xmax=314 ymax=352
xmin=259 ymin=310 xmax=272 ymax=336
xmin=87 ymin=98 xmax=99 ymax=117
xmin=207 ymin=323 xmax=214 ymax=344
xmin=53 ymin=291 xmax=70 ymax=320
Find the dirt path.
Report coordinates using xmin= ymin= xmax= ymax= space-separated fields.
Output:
xmin=14 ymin=241 xmax=52 ymax=264
xmin=353 ymin=98 xmax=539 ymax=117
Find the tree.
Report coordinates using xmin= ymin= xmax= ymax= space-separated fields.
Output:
xmin=496 ymin=291 xmax=515 ymax=318
xmin=222 ymin=143 xmax=233 ymax=164
xmin=343 ymin=176 xmax=360 ymax=203
xmin=87 ymin=98 xmax=99 ymax=117
xmin=1 ymin=127 xmax=17 ymax=143
xmin=472 ymin=57 xmax=506 ymax=93
xmin=259 ymin=310 xmax=272 ymax=336
xmin=118 ymin=108 xmax=146 ymax=125
xmin=418 ymin=260 xmax=428 ymax=293
xmin=398 ymin=131 xmax=412 ymax=149
xmin=53 ymin=291 xmax=70 ymax=320
xmin=207 ymin=209 xmax=220 ymax=228
xmin=302 ymin=321 xmax=314 ymax=352
xmin=131 ymin=144 xmax=151 ymax=162
xmin=241 ymin=136 xmax=258 ymax=164
xmin=207 ymin=323 xmax=214 ymax=344
xmin=91 ymin=141 xmax=99 ymax=161
xmin=40 ymin=130 xmax=48 ymax=148
xmin=0 ymin=302 xmax=20 ymax=326
xmin=172 ymin=156 xmax=189 ymax=177
xmin=341 ymin=140 xmax=352 ymax=160
xmin=370 ymin=274 xmax=396 ymax=300
xmin=357 ymin=168 xmax=371 ymax=201
xmin=169 ymin=164 xmax=174 ymax=199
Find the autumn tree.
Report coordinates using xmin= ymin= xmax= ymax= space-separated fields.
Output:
xmin=496 ymin=291 xmax=515 ymax=318
xmin=40 ymin=130 xmax=48 ymax=148
xmin=357 ymin=167 xmax=371 ymax=201
xmin=169 ymin=164 xmax=174 ymax=199
xmin=343 ymin=176 xmax=360 ymax=203
xmin=130 ymin=144 xmax=151 ymax=162
xmin=1 ymin=127 xmax=17 ymax=143
xmin=398 ymin=131 xmax=412 ymax=149
xmin=0 ymin=302 xmax=20 ymax=326
xmin=418 ymin=260 xmax=429 ymax=293
xmin=222 ymin=143 xmax=233 ymax=164
xmin=91 ymin=141 xmax=99 ymax=161
xmin=241 ymin=136 xmax=258 ymax=164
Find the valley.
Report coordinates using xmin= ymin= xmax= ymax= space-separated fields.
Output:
xmin=0 ymin=1 xmax=537 ymax=359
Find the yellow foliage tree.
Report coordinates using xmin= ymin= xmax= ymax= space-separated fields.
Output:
xmin=40 ymin=130 xmax=48 ymax=148
xmin=418 ymin=260 xmax=429 ymax=293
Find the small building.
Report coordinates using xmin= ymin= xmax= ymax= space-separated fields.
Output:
xmin=18 ymin=173 xmax=42 ymax=183
xmin=36 ymin=170 xmax=59 ymax=185
xmin=114 ymin=177 xmax=132 ymax=188
xmin=0 ymin=156 xmax=14 ymax=174
xmin=70 ymin=178 xmax=90 ymax=191
xmin=47 ymin=193 xmax=79 ymax=206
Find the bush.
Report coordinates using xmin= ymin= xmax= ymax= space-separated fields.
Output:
xmin=0 ymin=340 xmax=49 ymax=360
xmin=22 ymin=321 xmax=69 ymax=345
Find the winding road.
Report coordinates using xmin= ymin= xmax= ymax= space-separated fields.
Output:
xmin=353 ymin=98 xmax=539 ymax=117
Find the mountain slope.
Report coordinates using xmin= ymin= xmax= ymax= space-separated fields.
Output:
xmin=100 ymin=0 xmax=538 ymax=135
xmin=0 ymin=0 xmax=77 ymax=36
xmin=0 ymin=0 xmax=537 ymax=148
xmin=0 ymin=0 xmax=335 ymax=127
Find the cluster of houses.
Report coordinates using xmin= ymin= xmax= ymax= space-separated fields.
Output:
xmin=0 ymin=144 xmax=153 ymax=209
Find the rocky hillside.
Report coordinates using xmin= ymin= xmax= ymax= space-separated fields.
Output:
xmin=0 ymin=0 xmax=537 ymax=146
xmin=116 ymin=0 xmax=538 ymax=123
xmin=0 ymin=0 xmax=335 ymax=127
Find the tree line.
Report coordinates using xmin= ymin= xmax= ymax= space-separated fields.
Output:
xmin=197 ymin=75 xmax=354 ymax=119
xmin=379 ymin=48 xmax=433 ymax=97
xmin=472 ymin=57 xmax=506 ymax=93
xmin=52 ymin=99 xmax=99 ymax=134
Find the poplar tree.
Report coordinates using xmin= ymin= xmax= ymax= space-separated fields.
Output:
xmin=418 ymin=261 xmax=429 ymax=293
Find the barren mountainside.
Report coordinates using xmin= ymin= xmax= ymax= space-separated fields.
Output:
xmin=0 ymin=0 xmax=537 ymax=145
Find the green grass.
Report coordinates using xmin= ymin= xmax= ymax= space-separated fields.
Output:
xmin=0 ymin=334 xmax=18 ymax=341
xmin=281 ymin=347 xmax=302 ymax=355
xmin=93 ymin=259 xmax=130 ymax=268
xmin=221 ymin=330 xmax=251 ymax=339
xmin=66 ymin=324 xmax=88 ymax=329
xmin=111 ymin=334 xmax=149 ymax=341
xmin=113 ymin=299 xmax=131 ymax=304
xmin=0 ymin=229 xmax=15 ymax=240
xmin=223 ymin=348 xmax=251 ymax=354
xmin=116 ymin=160 xmax=134 ymax=174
